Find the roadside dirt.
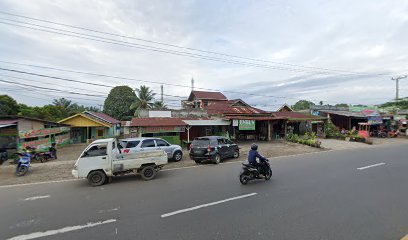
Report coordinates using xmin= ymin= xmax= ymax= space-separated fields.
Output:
xmin=0 ymin=141 xmax=324 ymax=186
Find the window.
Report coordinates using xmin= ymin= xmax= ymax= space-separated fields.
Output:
xmin=126 ymin=141 xmax=140 ymax=148
xmin=217 ymin=138 xmax=225 ymax=145
xmin=156 ymin=139 xmax=169 ymax=147
xmin=97 ymin=129 xmax=104 ymax=137
xmin=82 ymin=143 xmax=107 ymax=157
xmin=141 ymin=139 xmax=156 ymax=148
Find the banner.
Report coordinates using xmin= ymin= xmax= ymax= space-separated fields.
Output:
xmin=367 ymin=116 xmax=382 ymax=125
xmin=19 ymin=127 xmax=70 ymax=138
xmin=239 ymin=120 xmax=255 ymax=130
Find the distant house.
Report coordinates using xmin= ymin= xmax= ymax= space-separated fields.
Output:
xmin=182 ymin=90 xmax=228 ymax=109
xmin=0 ymin=116 xmax=70 ymax=151
xmin=58 ymin=111 xmax=120 ymax=143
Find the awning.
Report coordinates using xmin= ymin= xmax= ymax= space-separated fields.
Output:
xmin=0 ymin=123 xmax=16 ymax=128
xmin=183 ymin=119 xmax=231 ymax=126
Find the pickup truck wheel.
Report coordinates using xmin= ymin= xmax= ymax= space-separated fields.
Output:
xmin=141 ymin=166 xmax=156 ymax=181
xmin=173 ymin=151 xmax=183 ymax=162
xmin=88 ymin=171 xmax=106 ymax=186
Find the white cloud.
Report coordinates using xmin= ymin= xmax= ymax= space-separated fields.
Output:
xmin=0 ymin=0 xmax=407 ymax=108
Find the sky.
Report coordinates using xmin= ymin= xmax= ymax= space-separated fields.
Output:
xmin=0 ymin=0 xmax=408 ymax=110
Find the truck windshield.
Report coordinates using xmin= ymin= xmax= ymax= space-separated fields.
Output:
xmin=82 ymin=143 xmax=108 ymax=157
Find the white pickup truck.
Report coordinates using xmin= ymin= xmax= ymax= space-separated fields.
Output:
xmin=72 ymin=138 xmax=168 ymax=186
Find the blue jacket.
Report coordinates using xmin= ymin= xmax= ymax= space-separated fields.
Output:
xmin=248 ymin=149 xmax=267 ymax=165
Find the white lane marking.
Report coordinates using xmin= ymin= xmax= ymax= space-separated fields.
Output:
xmin=357 ymin=162 xmax=386 ymax=170
xmin=24 ymin=195 xmax=50 ymax=201
xmin=98 ymin=207 xmax=120 ymax=213
xmin=0 ymin=179 xmax=80 ymax=189
xmin=161 ymin=193 xmax=257 ymax=218
xmin=6 ymin=219 xmax=117 ymax=240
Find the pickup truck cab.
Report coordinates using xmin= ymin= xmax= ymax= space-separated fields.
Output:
xmin=72 ymin=138 xmax=167 ymax=186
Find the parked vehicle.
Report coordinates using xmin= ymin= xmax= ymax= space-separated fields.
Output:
xmin=0 ymin=148 xmax=7 ymax=165
xmin=16 ymin=151 xmax=31 ymax=176
xmin=239 ymin=159 xmax=272 ymax=185
xmin=189 ymin=136 xmax=239 ymax=164
xmin=72 ymin=138 xmax=168 ymax=186
xmin=119 ymin=138 xmax=183 ymax=161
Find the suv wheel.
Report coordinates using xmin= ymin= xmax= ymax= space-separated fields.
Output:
xmin=233 ymin=150 xmax=240 ymax=158
xmin=213 ymin=154 xmax=221 ymax=164
xmin=173 ymin=151 xmax=183 ymax=162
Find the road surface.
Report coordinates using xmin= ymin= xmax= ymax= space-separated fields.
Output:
xmin=1 ymin=142 xmax=407 ymax=240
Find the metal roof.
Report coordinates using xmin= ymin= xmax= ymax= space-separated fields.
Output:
xmin=183 ymin=119 xmax=231 ymax=126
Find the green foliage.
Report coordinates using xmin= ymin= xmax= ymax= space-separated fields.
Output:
xmin=0 ymin=95 xmax=19 ymax=115
xmin=286 ymin=133 xmax=321 ymax=148
xmin=379 ymin=98 xmax=408 ymax=109
xmin=324 ymin=120 xmax=338 ymax=138
xmin=131 ymin=85 xmax=156 ymax=116
xmin=292 ymin=100 xmax=315 ymax=111
xmin=152 ymin=101 xmax=167 ymax=110
xmin=104 ymin=86 xmax=137 ymax=120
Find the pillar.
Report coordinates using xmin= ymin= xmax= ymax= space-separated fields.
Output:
xmin=268 ymin=121 xmax=271 ymax=141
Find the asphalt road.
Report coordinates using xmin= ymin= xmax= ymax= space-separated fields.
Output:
xmin=1 ymin=142 xmax=407 ymax=240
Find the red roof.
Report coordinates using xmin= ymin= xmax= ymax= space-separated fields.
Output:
xmin=129 ymin=118 xmax=187 ymax=127
xmin=206 ymin=100 xmax=267 ymax=115
xmin=224 ymin=116 xmax=284 ymax=120
xmin=188 ymin=91 xmax=227 ymax=101
xmin=85 ymin=112 xmax=120 ymax=124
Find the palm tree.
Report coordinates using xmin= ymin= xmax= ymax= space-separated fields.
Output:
xmin=130 ymin=85 xmax=156 ymax=116
xmin=152 ymin=101 xmax=167 ymax=110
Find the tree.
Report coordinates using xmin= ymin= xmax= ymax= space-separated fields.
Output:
xmin=130 ymin=85 xmax=156 ymax=116
xmin=335 ymin=103 xmax=349 ymax=108
xmin=152 ymin=101 xmax=167 ymax=110
xmin=0 ymin=95 xmax=19 ymax=115
xmin=292 ymin=100 xmax=315 ymax=111
xmin=103 ymin=86 xmax=137 ymax=120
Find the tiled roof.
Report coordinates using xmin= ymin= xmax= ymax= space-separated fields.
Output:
xmin=188 ymin=91 xmax=227 ymax=101
xmin=130 ymin=118 xmax=187 ymax=127
xmin=272 ymin=111 xmax=322 ymax=119
xmin=85 ymin=112 xmax=120 ymax=124
xmin=206 ymin=101 xmax=267 ymax=115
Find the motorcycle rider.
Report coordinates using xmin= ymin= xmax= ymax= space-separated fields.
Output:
xmin=248 ymin=143 xmax=268 ymax=176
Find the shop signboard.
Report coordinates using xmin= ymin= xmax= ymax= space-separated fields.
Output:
xmin=18 ymin=133 xmax=70 ymax=151
xmin=239 ymin=120 xmax=255 ymax=130
xmin=367 ymin=116 xmax=383 ymax=125
xmin=19 ymin=127 xmax=70 ymax=138
xmin=143 ymin=126 xmax=186 ymax=133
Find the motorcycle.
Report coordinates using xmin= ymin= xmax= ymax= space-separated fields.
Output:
xmin=16 ymin=151 xmax=31 ymax=176
xmin=239 ymin=159 xmax=272 ymax=185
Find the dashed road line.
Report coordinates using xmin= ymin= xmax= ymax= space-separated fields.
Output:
xmin=161 ymin=193 xmax=257 ymax=218
xmin=6 ymin=219 xmax=117 ymax=240
xmin=24 ymin=195 xmax=50 ymax=201
xmin=357 ymin=163 xmax=386 ymax=170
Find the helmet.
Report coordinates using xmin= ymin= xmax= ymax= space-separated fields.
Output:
xmin=251 ymin=144 xmax=258 ymax=151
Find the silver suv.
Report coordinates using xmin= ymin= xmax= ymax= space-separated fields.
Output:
xmin=119 ymin=138 xmax=183 ymax=161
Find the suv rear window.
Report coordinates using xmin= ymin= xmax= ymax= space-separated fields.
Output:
xmin=192 ymin=138 xmax=218 ymax=146
xmin=126 ymin=141 xmax=140 ymax=148
xmin=141 ymin=139 xmax=156 ymax=148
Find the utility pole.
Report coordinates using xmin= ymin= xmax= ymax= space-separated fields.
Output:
xmin=391 ymin=75 xmax=407 ymax=101
xmin=191 ymin=77 xmax=194 ymax=91
xmin=160 ymin=85 xmax=163 ymax=103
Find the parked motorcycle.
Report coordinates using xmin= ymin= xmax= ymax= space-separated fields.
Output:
xmin=239 ymin=159 xmax=272 ymax=185
xmin=16 ymin=151 xmax=31 ymax=176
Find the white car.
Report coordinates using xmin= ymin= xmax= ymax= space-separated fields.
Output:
xmin=119 ymin=138 xmax=183 ymax=161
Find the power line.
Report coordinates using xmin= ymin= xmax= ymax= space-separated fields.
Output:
xmin=0 ymin=10 xmax=394 ymax=77
xmin=0 ymin=17 xmax=394 ymax=77
xmin=0 ymin=65 xmax=379 ymax=106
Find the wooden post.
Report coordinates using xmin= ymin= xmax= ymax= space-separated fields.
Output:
xmin=268 ymin=121 xmax=271 ymax=141
xmin=86 ymin=127 xmax=89 ymax=143
xmin=284 ymin=121 xmax=288 ymax=137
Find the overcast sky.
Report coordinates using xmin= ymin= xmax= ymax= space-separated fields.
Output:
xmin=0 ymin=0 xmax=408 ymax=110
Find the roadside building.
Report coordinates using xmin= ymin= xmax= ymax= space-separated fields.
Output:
xmin=122 ymin=117 xmax=187 ymax=145
xmin=58 ymin=111 xmax=120 ymax=143
xmin=0 ymin=116 xmax=70 ymax=152
xmin=318 ymin=110 xmax=368 ymax=130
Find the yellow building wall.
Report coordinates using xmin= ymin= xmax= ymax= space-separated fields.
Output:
xmin=60 ymin=115 xmax=107 ymax=127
